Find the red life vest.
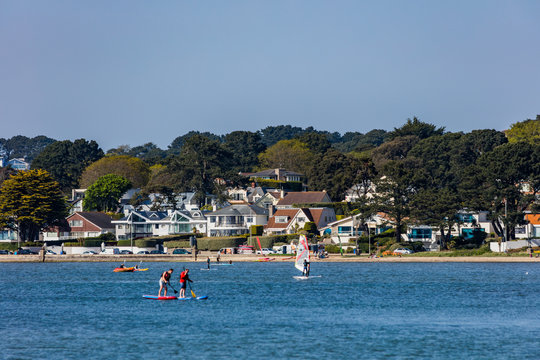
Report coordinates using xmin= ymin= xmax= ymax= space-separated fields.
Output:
xmin=180 ymin=271 xmax=187 ymax=283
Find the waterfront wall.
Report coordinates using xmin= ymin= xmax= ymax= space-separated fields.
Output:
xmin=490 ymin=239 xmax=540 ymax=252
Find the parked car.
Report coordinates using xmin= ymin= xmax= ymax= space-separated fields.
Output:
xmin=16 ymin=249 xmax=37 ymax=255
xmin=256 ymin=248 xmax=276 ymax=255
xmin=120 ymin=250 xmax=133 ymax=254
xmin=137 ymin=250 xmax=150 ymax=254
xmin=46 ymin=250 xmax=57 ymax=255
xmin=150 ymin=250 xmax=165 ymax=254
xmin=172 ymin=248 xmax=192 ymax=255
xmin=393 ymin=248 xmax=413 ymax=255
xmin=0 ymin=250 xmax=9 ymax=255
xmin=82 ymin=250 xmax=97 ymax=255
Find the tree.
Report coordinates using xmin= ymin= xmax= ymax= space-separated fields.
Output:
xmin=349 ymin=153 xmax=378 ymax=200
xmin=307 ymin=149 xmax=355 ymax=201
xmin=474 ymin=142 xmax=540 ymax=241
xmin=506 ymin=116 xmax=540 ymax=144
xmin=387 ymin=117 xmax=445 ymax=141
xmin=0 ymin=135 xmax=56 ymax=162
xmin=374 ymin=159 xmax=426 ymax=243
xmin=127 ymin=142 xmax=167 ymax=165
xmin=295 ymin=132 xmax=332 ymax=154
xmin=80 ymin=155 xmax=150 ymax=189
xmin=371 ymin=135 xmax=420 ymax=171
xmin=168 ymin=131 xmax=222 ymax=156
xmin=83 ymin=174 xmax=132 ymax=212
xmin=223 ymin=131 xmax=267 ymax=172
xmin=258 ymin=139 xmax=314 ymax=174
xmin=167 ymin=134 xmax=233 ymax=206
xmin=31 ymin=139 xmax=104 ymax=192
xmin=258 ymin=125 xmax=306 ymax=146
xmin=0 ymin=169 xmax=67 ymax=241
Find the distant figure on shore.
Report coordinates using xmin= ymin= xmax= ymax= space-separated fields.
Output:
xmin=216 ymin=253 xmax=221 ymax=264
xmin=159 ymin=269 xmax=173 ymax=297
xmin=206 ymin=257 xmax=210 ymax=269
xmin=179 ymin=269 xmax=193 ymax=298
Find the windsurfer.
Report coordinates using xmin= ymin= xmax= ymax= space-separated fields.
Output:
xmin=158 ymin=269 xmax=173 ymax=297
xmin=303 ymin=259 xmax=310 ymax=277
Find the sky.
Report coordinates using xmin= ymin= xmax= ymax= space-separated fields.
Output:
xmin=1 ymin=0 xmax=539 ymax=150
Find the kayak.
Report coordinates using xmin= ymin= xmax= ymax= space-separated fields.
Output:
xmin=142 ymin=295 xmax=178 ymax=300
xmin=114 ymin=267 xmax=135 ymax=272
xmin=134 ymin=268 xmax=148 ymax=272
xmin=178 ymin=295 xmax=208 ymax=300
xmin=256 ymin=257 xmax=275 ymax=262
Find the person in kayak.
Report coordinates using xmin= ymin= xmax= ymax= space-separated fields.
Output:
xmin=158 ymin=269 xmax=174 ymax=297
xmin=179 ymin=268 xmax=193 ymax=298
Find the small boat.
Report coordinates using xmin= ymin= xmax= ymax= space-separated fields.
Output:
xmin=256 ymin=257 xmax=275 ymax=262
xmin=113 ymin=267 xmax=135 ymax=272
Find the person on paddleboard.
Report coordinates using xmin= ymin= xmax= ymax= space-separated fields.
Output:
xmin=206 ymin=257 xmax=210 ymax=269
xmin=158 ymin=269 xmax=173 ymax=297
xmin=179 ymin=269 xmax=193 ymax=298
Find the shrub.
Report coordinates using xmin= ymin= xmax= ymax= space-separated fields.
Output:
xmin=250 ymin=225 xmax=264 ymax=236
xmin=117 ymin=240 xmax=133 ymax=246
xmin=0 ymin=243 xmax=18 ymax=251
xmin=304 ymin=222 xmax=317 ymax=234
xmin=98 ymin=232 xmax=116 ymax=240
xmin=83 ymin=239 xmax=103 ymax=247
xmin=135 ymin=239 xmax=157 ymax=248
xmin=63 ymin=242 xmax=79 ymax=247
xmin=164 ymin=240 xmax=191 ymax=248
xmin=190 ymin=237 xmax=246 ymax=251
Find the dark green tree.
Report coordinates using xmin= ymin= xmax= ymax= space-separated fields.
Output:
xmin=258 ymin=125 xmax=305 ymax=146
xmin=0 ymin=169 xmax=67 ymax=241
xmin=295 ymin=132 xmax=332 ymax=154
xmin=83 ymin=174 xmax=132 ymax=212
xmin=31 ymin=139 xmax=104 ymax=193
xmin=223 ymin=131 xmax=267 ymax=172
xmin=387 ymin=117 xmax=445 ymax=141
xmin=167 ymin=131 xmax=222 ymax=156
xmin=167 ymin=134 xmax=233 ymax=206
xmin=307 ymin=149 xmax=355 ymax=201
xmin=371 ymin=135 xmax=420 ymax=171
xmin=0 ymin=135 xmax=56 ymax=162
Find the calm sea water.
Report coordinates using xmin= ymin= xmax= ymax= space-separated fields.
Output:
xmin=1 ymin=261 xmax=539 ymax=359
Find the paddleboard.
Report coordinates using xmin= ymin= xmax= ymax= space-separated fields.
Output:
xmin=200 ymin=268 xmax=217 ymax=271
xmin=178 ymin=295 xmax=208 ymax=300
xmin=293 ymin=275 xmax=322 ymax=280
xmin=212 ymin=263 xmax=233 ymax=266
xmin=142 ymin=295 xmax=178 ymax=300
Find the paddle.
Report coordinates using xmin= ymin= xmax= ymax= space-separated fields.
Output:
xmin=167 ymin=283 xmax=178 ymax=294
xmin=188 ymin=281 xmax=196 ymax=298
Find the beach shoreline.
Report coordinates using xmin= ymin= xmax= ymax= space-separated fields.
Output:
xmin=1 ymin=253 xmax=539 ymax=263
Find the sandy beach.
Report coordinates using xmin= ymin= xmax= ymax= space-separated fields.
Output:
xmin=1 ymin=253 xmax=539 ymax=263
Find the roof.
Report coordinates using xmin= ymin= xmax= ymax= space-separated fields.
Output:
xmin=70 ymin=212 xmax=113 ymax=229
xmin=277 ymin=191 xmax=331 ymax=206
xmin=249 ymin=168 xmax=303 ymax=178
xmin=266 ymin=209 xmax=303 ymax=229
xmin=209 ymin=204 xmax=268 ymax=216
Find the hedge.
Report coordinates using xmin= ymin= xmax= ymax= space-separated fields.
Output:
xmin=196 ymin=237 xmax=246 ymax=251
xmin=135 ymin=239 xmax=157 ymax=248
xmin=83 ymin=239 xmax=103 ymax=247
xmin=250 ymin=225 xmax=264 ymax=236
xmin=138 ymin=233 xmax=203 ymax=243
xmin=163 ymin=241 xmax=191 ymax=248
xmin=254 ymin=179 xmax=303 ymax=191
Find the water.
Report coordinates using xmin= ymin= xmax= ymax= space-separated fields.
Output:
xmin=1 ymin=262 xmax=539 ymax=359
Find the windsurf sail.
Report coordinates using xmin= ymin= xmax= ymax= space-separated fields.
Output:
xmin=295 ymin=235 xmax=310 ymax=273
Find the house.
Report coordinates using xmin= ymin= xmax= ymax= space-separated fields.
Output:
xmin=42 ymin=212 xmax=114 ymax=241
xmin=406 ymin=210 xmax=495 ymax=251
xmin=68 ymin=189 xmax=87 ymax=215
xmin=206 ymin=204 xmax=268 ymax=237
xmin=112 ymin=209 xmax=207 ymax=240
xmin=228 ymin=186 xmax=268 ymax=204
xmin=246 ymin=168 xmax=304 ymax=182
xmin=265 ymin=207 xmax=337 ymax=235
xmin=344 ymin=183 xmax=377 ymax=202
xmin=276 ymin=191 xmax=332 ymax=209
xmin=253 ymin=190 xmax=283 ymax=209
xmin=515 ymin=213 xmax=540 ymax=239
xmin=319 ymin=213 xmax=392 ymax=244
xmin=7 ymin=158 xmax=30 ymax=170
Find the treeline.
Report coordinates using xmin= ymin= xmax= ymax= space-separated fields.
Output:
xmin=1 ymin=117 xmax=539 ymax=244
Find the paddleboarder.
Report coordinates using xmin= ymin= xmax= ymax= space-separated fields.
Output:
xmin=179 ymin=268 xmax=193 ymax=298
xmin=206 ymin=257 xmax=211 ymax=269
xmin=158 ymin=269 xmax=174 ymax=297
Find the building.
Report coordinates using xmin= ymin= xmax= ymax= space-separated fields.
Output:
xmin=42 ymin=212 xmax=114 ymax=241
xmin=206 ymin=204 xmax=268 ymax=237
xmin=265 ymin=207 xmax=336 ymax=235
xmin=276 ymin=191 xmax=332 ymax=209
xmin=319 ymin=213 xmax=393 ymax=244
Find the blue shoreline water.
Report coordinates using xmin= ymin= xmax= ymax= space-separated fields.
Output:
xmin=1 ymin=262 xmax=539 ymax=359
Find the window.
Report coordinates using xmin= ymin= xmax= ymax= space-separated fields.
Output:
xmin=411 ymin=228 xmax=432 ymax=239
xmin=276 ymin=216 xmax=288 ymax=223
xmin=298 ymin=217 xmax=305 ymax=222
xmin=246 ymin=217 xmax=253 ymax=223
xmin=118 ymin=225 xmax=123 ymax=229
xmin=155 ymin=224 xmax=159 ymax=229
xmin=69 ymin=220 xmax=83 ymax=227
xmin=210 ymin=217 xmax=216 ymax=223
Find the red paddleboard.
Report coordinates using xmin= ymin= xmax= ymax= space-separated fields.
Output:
xmin=142 ymin=295 xmax=177 ymax=300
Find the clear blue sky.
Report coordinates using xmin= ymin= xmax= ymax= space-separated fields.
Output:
xmin=1 ymin=0 xmax=539 ymax=150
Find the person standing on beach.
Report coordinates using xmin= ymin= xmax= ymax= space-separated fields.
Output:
xmin=159 ymin=269 xmax=173 ymax=297
xmin=179 ymin=269 xmax=193 ymax=298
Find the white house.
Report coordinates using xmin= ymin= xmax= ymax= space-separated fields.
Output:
xmin=319 ymin=213 xmax=393 ymax=244
xmin=112 ymin=209 xmax=207 ymax=240
xmin=206 ymin=204 xmax=268 ymax=237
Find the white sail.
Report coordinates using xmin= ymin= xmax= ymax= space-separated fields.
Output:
xmin=294 ymin=235 xmax=310 ymax=273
